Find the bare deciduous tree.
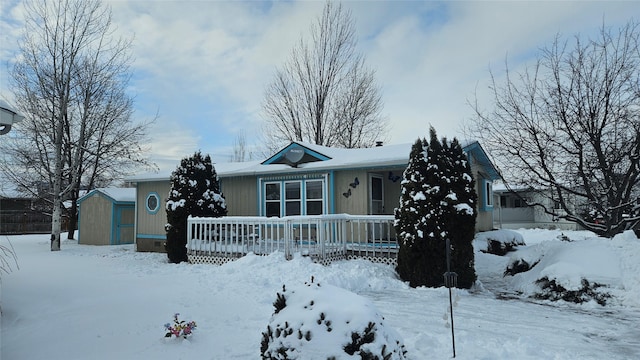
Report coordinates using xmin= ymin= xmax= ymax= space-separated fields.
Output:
xmin=1 ymin=0 xmax=154 ymax=249
xmin=261 ymin=1 xmax=386 ymax=151
xmin=467 ymin=20 xmax=640 ymax=237
xmin=231 ymin=131 xmax=254 ymax=162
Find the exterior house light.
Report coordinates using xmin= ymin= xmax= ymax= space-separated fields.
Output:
xmin=0 ymin=99 xmax=25 ymax=135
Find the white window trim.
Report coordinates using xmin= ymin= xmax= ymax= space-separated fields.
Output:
xmin=260 ymin=177 xmax=327 ymax=216
xmin=145 ymin=192 xmax=160 ymax=214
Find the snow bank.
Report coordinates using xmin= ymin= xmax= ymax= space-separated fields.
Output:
xmin=507 ymin=230 xmax=640 ymax=307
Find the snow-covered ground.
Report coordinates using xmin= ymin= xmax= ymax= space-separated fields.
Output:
xmin=2 ymin=229 xmax=639 ymax=359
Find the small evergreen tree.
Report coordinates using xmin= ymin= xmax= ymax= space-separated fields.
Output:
xmin=395 ymin=128 xmax=477 ymax=288
xmin=165 ymin=151 xmax=227 ymax=263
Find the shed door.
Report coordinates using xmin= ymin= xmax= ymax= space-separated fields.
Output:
xmin=115 ymin=206 xmax=135 ymax=245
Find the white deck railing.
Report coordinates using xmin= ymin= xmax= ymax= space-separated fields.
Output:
xmin=187 ymin=214 xmax=397 ymax=264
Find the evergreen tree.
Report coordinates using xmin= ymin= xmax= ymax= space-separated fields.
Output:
xmin=395 ymin=137 xmax=435 ymax=287
xmin=165 ymin=151 xmax=227 ymax=263
xmin=441 ymin=137 xmax=478 ymax=288
xmin=395 ymin=128 xmax=477 ymax=288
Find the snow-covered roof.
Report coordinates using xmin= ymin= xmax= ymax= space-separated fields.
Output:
xmin=128 ymin=140 xmax=498 ymax=182
xmin=79 ymin=188 xmax=136 ymax=203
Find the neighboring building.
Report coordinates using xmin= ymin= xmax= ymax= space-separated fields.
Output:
xmin=77 ymin=188 xmax=136 ymax=245
xmin=128 ymin=141 xmax=501 ymax=252
xmin=0 ymin=195 xmax=52 ymax=234
xmin=493 ymin=185 xmax=582 ymax=230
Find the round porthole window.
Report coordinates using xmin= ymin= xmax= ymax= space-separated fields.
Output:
xmin=146 ymin=192 xmax=160 ymax=214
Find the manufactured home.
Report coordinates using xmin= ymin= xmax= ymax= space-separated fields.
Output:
xmin=128 ymin=141 xmax=500 ymax=253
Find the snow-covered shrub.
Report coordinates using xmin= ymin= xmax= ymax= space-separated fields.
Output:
xmin=504 ymin=258 xmax=539 ymax=276
xmin=165 ymin=151 xmax=227 ymax=263
xmin=260 ymin=278 xmax=407 ymax=360
xmin=506 ymin=238 xmax=622 ymax=305
xmin=534 ymin=277 xmax=611 ymax=306
xmin=395 ymin=127 xmax=477 ymax=288
xmin=476 ymin=230 xmax=526 ymax=256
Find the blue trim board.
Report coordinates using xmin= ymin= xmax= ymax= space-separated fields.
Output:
xmin=137 ymin=233 xmax=167 ymax=240
xmin=463 ymin=141 xmax=501 ymax=181
xmin=329 ymin=171 xmax=335 ymax=214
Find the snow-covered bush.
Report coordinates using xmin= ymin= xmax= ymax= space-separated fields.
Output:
xmin=395 ymin=128 xmax=477 ymax=288
xmin=165 ymin=151 xmax=227 ymax=263
xmin=534 ymin=277 xmax=611 ymax=305
xmin=261 ymin=278 xmax=407 ymax=360
xmin=504 ymin=258 xmax=539 ymax=276
xmin=505 ymin=236 xmax=627 ymax=305
xmin=475 ymin=230 xmax=525 ymax=256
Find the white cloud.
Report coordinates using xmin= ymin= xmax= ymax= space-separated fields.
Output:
xmin=2 ymin=0 xmax=638 ymax=173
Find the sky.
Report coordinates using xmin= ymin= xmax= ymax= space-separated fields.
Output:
xmin=0 ymin=0 xmax=637 ymax=174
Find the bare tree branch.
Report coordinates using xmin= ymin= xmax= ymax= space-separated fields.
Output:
xmin=1 ymin=0 xmax=155 ymax=248
xmin=261 ymin=1 xmax=387 ymax=150
xmin=467 ymin=20 xmax=640 ymax=237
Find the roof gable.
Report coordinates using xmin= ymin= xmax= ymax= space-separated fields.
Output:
xmin=262 ymin=142 xmax=331 ymax=167
xmin=463 ymin=141 xmax=501 ymax=180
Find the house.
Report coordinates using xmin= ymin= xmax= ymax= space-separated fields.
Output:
xmin=128 ymin=140 xmax=501 ymax=253
xmin=493 ymin=184 xmax=582 ymax=230
xmin=77 ymin=188 xmax=136 ymax=245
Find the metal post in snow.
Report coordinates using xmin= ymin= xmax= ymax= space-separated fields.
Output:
xmin=444 ymin=237 xmax=457 ymax=358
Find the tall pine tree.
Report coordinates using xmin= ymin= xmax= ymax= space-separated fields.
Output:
xmin=395 ymin=128 xmax=477 ymax=288
xmin=395 ymin=138 xmax=433 ymax=286
xmin=165 ymin=151 xmax=227 ymax=263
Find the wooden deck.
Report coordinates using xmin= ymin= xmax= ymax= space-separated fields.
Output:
xmin=187 ymin=214 xmax=398 ymax=266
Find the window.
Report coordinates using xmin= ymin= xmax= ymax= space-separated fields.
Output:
xmin=500 ymin=195 xmax=507 ymax=208
xmin=265 ymin=183 xmax=281 ymax=217
xmin=485 ymin=181 xmax=493 ymax=207
xmin=285 ymin=181 xmax=301 ymax=216
xmin=306 ymin=180 xmax=323 ymax=215
xmin=262 ymin=178 xmax=325 ymax=216
xmin=514 ymin=198 xmax=523 ymax=208
xmin=145 ymin=192 xmax=160 ymax=214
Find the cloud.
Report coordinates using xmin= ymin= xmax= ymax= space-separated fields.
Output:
xmin=2 ymin=0 xmax=638 ymax=174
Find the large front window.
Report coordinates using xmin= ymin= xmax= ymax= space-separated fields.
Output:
xmin=262 ymin=178 xmax=325 ymax=216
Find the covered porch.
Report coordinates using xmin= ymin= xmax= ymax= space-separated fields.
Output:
xmin=187 ymin=214 xmax=397 ymax=266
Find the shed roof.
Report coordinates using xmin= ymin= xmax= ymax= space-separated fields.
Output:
xmin=78 ymin=188 xmax=136 ymax=204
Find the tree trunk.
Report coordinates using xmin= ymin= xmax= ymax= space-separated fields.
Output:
xmin=67 ymin=202 xmax=77 ymax=240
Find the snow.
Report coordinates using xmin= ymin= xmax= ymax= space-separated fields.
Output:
xmin=411 ymin=191 xmax=426 ymax=201
xmin=2 ymin=229 xmax=640 ymax=359
xmin=79 ymin=188 xmax=136 ymax=203
xmin=454 ymin=203 xmax=474 ymax=215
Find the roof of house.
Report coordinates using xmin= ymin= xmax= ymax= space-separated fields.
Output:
xmin=78 ymin=188 xmax=136 ymax=204
xmin=128 ymin=140 xmax=501 ymax=182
